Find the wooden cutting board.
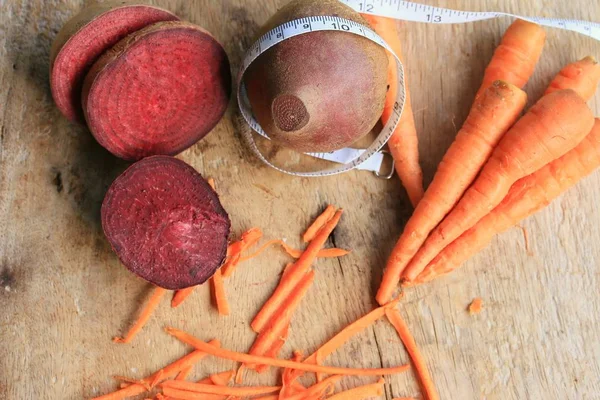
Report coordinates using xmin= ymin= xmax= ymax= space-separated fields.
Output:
xmin=1 ymin=0 xmax=599 ymax=399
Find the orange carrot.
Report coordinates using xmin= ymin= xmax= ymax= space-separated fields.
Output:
xmin=303 ymin=205 xmax=336 ymax=242
xmin=415 ymin=119 xmax=600 ymax=284
xmin=402 ymin=89 xmax=595 ymax=282
xmin=222 ymin=228 xmax=263 ymax=277
xmin=165 ymin=327 xmax=410 ymax=376
xmin=255 ymin=318 xmax=290 ymax=374
xmin=161 ymin=388 xmax=232 ymax=400
xmin=475 ymin=19 xmax=546 ymax=99
xmin=238 ymin=239 xmax=349 ymax=262
xmin=376 ymin=81 xmax=527 ymax=304
xmin=385 ymin=308 xmax=439 ymax=400
xmin=92 ymin=340 xmax=220 ymax=400
xmin=162 ymin=380 xmax=280 ymax=396
xmin=545 ymin=56 xmax=600 ymax=101
xmin=210 ymin=370 xmax=235 ymax=386
xmin=288 ymin=298 xmax=400 ymax=382
xmin=171 ymin=287 xmax=195 ymax=308
xmin=113 ymin=287 xmax=167 ymax=344
xmin=362 ymin=15 xmax=423 ymax=206
xmin=326 ymin=378 xmax=385 ymax=400
xmin=249 ymin=271 xmax=315 ymax=369
xmin=210 ymin=268 xmax=229 ymax=316
xmin=176 ymin=366 xmax=193 ymax=381
xmin=286 ymin=375 xmax=342 ymax=400
xmin=207 ymin=177 xmax=216 ymax=190
xmin=468 ymin=298 xmax=483 ymax=315
xmin=251 ymin=210 xmax=342 ymax=333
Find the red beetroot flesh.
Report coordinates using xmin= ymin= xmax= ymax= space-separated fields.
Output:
xmin=50 ymin=4 xmax=178 ymax=122
xmin=101 ymin=156 xmax=230 ymax=289
xmin=82 ymin=21 xmax=232 ymax=160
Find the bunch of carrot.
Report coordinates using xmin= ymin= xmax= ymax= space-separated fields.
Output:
xmin=372 ymin=18 xmax=600 ymax=304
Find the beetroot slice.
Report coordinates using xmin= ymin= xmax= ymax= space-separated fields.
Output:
xmin=50 ymin=2 xmax=179 ymax=122
xmin=82 ymin=21 xmax=232 ymax=161
xmin=101 ymin=156 xmax=231 ymax=290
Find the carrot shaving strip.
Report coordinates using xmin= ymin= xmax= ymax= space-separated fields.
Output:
xmin=92 ymin=340 xmax=220 ymax=400
xmin=210 ymin=370 xmax=236 ymax=386
xmin=161 ymin=388 xmax=231 ymax=400
xmin=222 ymin=228 xmax=263 ymax=277
xmin=150 ymin=370 xmax=165 ymax=388
xmin=385 ymin=308 xmax=439 ymax=400
xmin=287 ymin=298 xmax=400 ymax=382
xmin=162 ymin=380 xmax=280 ymax=396
xmin=326 ymin=378 xmax=385 ymax=400
xmin=171 ymin=287 xmax=196 ymax=308
xmin=176 ymin=366 xmax=193 ymax=381
xmin=211 ymin=268 xmax=230 ymax=316
xmin=207 ymin=178 xmax=216 ymax=190
xmin=234 ymin=366 xmax=245 ymax=384
xmin=113 ymin=287 xmax=167 ymax=344
xmin=303 ymin=205 xmax=336 ymax=242
xmin=113 ymin=376 xmax=150 ymax=391
xmin=238 ymin=239 xmax=350 ymax=262
xmin=165 ymin=327 xmax=410 ymax=376
xmin=251 ymin=210 xmax=343 ymax=333
xmin=249 ymin=271 xmax=316 ymax=370
xmin=286 ymin=375 xmax=342 ymax=400
xmin=255 ymin=324 xmax=290 ymax=373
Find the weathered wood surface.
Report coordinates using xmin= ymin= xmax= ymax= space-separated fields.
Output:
xmin=1 ymin=0 xmax=599 ymax=399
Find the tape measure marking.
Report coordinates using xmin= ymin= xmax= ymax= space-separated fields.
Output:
xmin=237 ymin=16 xmax=407 ymax=177
xmin=342 ymin=0 xmax=600 ymax=41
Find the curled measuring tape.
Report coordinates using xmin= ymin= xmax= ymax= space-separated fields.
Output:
xmin=237 ymin=16 xmax=406 ymax=177
xmin=237 ymin=2 xmax=600 ymax=177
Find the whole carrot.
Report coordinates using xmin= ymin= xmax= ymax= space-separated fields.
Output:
xmin=415 ymin=119 xmax=600 ymax=283
xmin=545 ymin=56 xmax=600 ymax=101
xmin=362 ymin=14 xmax=424 ymax=206
xmin=402 ymin=89 xmax=594 ymax=282
xmin=475 ymin=19 xmax=546 ymax=99
xmin=376 ymin=81 xmax=527 ymax=304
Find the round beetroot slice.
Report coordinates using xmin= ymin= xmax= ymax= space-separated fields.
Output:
xmin=101 ymin=156 xmax=231 ymax=290
xmin=50 ymin=2 xmax=179 ymax=122
xmin=82 ymin=21 xmax=232 ymax=161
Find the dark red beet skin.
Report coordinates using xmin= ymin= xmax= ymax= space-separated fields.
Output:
xmin=82 ymin=21 xmax=232 ymax=161
xmin=50 ymin=2 xmax=179 ymax=122
xmin=101 ymin=156 xmax=231 ymax=290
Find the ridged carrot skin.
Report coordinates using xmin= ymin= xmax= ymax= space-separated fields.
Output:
xmin=376 ymin=81 xmax=527 ymax=304
xmin=362 ymin=14 xmax=424 ymax=206
xmin=402 ymin=90 xmax=595 ymax=282
xmin=475 ymin=19 xmax=546 ymax=99
xmin=415 ymin=119 xmax=600 ymax=283
xmin=545 ymin=56 xmax=600 ymax=101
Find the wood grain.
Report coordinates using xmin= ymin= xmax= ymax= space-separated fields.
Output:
xmin=1 ymin=0 xmax=599 ymax=399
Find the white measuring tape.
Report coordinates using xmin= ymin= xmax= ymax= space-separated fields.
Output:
xmin=237 ymin=1 xmax=600 ymax=177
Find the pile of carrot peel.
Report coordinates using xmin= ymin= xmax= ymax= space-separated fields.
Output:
xmin=373 ymin=17 xmax=600 ymax=304
xmin=96 ymin=205 xmax=437 ymax=399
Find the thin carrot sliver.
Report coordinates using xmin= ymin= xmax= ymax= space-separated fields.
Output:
xmin=222 ymin=228 xmax=263 ymax=277
xmin=162 ymin=380 xmax=280 ymax=396
xmin=235 ymin=365 xmax=245 ymax=384
xmin=249 ymin=271 xmax=315 ymax=368
xmin=326 ymin=378 xmax=385 ymax=400
xmin=165 ymin=327 xmax=409 ymax=376
xmin=239 ymin=239 xmax=349 ymax=262
xmin=468 ymin=298 xmax=483 ymax=315
xmin=385 ymin=308 xmax=439 ymax=400
xmin=255 ymin=324 xmax=289 ymax=373
xmin=172 ymin=287 xmax=196 ymax=308
xmin=207 ymin=178 xmax=216 ymax=190
xmin=286 ymin=375 xmax=341 ymax=400
xmin=113 ymin=287 xmax=167 ymax=344
xmin=251 ymin=210 xmax=342 ymax=333
xmin=161 ymin=388 xmax=229 ymax=400
xmin=302 ymin=205 xmax=336 ymax=242
xmin=211 ymin=269 xmax=229 ymax=316
xmin=176 ymin=366 xmax=193 ymax=381
xmin=92 ymin=340 xmax=220 ymax=400
xmin=209 ymin=370 xmax=235 ymax=386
